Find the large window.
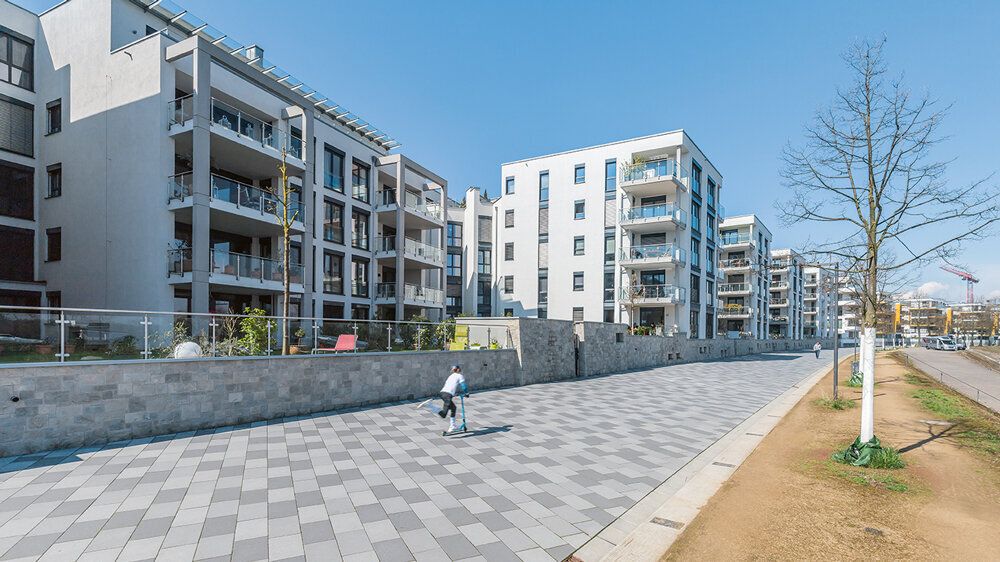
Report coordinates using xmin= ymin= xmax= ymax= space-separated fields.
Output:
xmin=604 ymin=233 xmax=615 ymax=264
xmin=447 ymin=253 xmax=462 ymax=277
xmin=0 ymin=225 xmax=33 ymax=282
xmin=351 ymin=210 xmax=369 ymax=250
xmin=604 ymin=271 xmax=614 ymax=302
xmin=0 ymin=96 xmax=33 ymax=157
xmin=605 ymin=160 xmax=616 ymax=192
xmin=505 ymin=176 xmax=514 ymax=195
xmin=574 ymin=164 xmax=585 ymax=184
xmin=324 ymin=146 xmax=344 ymax=192
xmin=351 ymin=160 xmax=369 ymax=202
xmin=691 ymin=161 xmax=702 ymax=195
xmin=539 ymin=172 xmax=548 ymax=202
xmin=707 ymin=177 xmax=716 ymax=208
xmin=323 ymin=252 xmax=343 ymax=294
xmin=351 ymin=259 xmax=369 ymax=297
xmin=447 ymin=222 xmax=462 ymax=247
xmin=691 ymin=201 xmax=701 ymax=232
xmin=478 ymin=247 xmax=491 ymax=275
xmin=46 ymin=227 xmax=61 ymax=262
xmin=0 ymin=159 xmax=33 ymax=219
xmin=538 ymin=272 xmax=548 ymax=304
xmin=573 ymin=307 xmax=584 ymax=322
xmin=0 ymin=31 xmax=33 ymax=90
xmin=324 ymin=200 xmax=344 ymax=244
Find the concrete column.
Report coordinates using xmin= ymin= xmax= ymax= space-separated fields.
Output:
xmin=190 ymin=48 xmax=212 ymax=313
xmin=299 ymin=111 xmax=315 ymax=316
xmin=439 ymin=180 xmax=447 ymax=316
xmin=394 ymin=161 xmax=405 ymax=321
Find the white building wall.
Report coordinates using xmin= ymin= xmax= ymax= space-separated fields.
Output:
xmin=718 ymin=214 xmax=772 ymax=339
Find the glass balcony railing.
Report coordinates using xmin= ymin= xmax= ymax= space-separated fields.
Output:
xmin=210 ymin=249 xmax=303 ymax=284
xmin=353 ymin=183 xmax=370 ymax=203
xmin=620 ymin=158 xmax=688 ymax=185
xmin=376 ymin=189 xmax=444 ymax=221
xmin=772 ymin=281 xmax=790 ymax=290
xmin=167 ymin=248 xmax=192 ymax=276
xmin=352 ymin=281 xmax=369 ymax=298
xmin=770 ymin=315 xmax=790 ymax=323
xmin=718 ymin=283 xmax=751 ymax=293
xmin=376 ymin=283 xmax=444 ymax=303
xmin=720 ymin=233 xmax=752 ymax=246
xmin=620 ymin=244 xmax=686 ymax=263
xmin=770 ymin=298 xmax=789 ymax=307
xmin=211 ymin=174 xmax=303 ymax=221
xmin=620 ymin=203 xmax=687 ymax=225
xmin=720 ymin=257 xmax=751 ymax=268
xmin=718 ymin=304 xmax=750 ymax=316
xmin=210 ymin=98 xmax=303 ymax=159
xmin=351 ymin=233 xmax=369 ymax=251
xmin=376 ymin=282 xmax=396 ymax=299
xmin=167 ymin=94 xmax=193 ymax=127
xmin=168 ymin=172 xmax=192 ymax=202
xmin=374 ymin=237 xmax=444 ymax=263
xmin=618 ymin=284 xmax=686 ymax=302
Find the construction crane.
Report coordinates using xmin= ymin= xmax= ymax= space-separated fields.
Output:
xmin=939 ymin=266 xmax=979 ymax=303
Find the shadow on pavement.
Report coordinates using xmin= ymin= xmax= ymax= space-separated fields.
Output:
xmin=450 ymin=425 xmax=514 ymax=439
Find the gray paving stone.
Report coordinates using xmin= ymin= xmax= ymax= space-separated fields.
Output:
xmin=372 ymin=538 xmax=413 ymax=561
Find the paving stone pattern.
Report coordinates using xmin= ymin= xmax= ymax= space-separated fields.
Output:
xmin=0 ymin=351 xmax=826 ymax=561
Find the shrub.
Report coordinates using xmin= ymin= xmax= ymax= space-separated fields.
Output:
xmin=868 ymin=447 xmax=906 ymax=470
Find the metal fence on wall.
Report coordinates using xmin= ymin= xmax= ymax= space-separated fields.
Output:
xmin=0 ymin=306 xmax=513 ymax=365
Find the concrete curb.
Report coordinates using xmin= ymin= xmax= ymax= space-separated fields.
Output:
xmin=569 ymin=358 xmax=835 ymax=561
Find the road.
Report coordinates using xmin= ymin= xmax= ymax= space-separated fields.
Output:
xmin=900 ymin=347 xmax=1000 ymax=412
xmin=0 ymin=350 xmax=830 ymax=561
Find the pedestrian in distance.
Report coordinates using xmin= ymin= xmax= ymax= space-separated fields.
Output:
xmin=813 ymin=341 xmax=822 ymax=359
xmin=417 ymin=364 xmax=468 ymax=434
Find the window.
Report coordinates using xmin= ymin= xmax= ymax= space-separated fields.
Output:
xmin=573 ymin=271 xmax=584 ymax=291
xmin=691 ymin=274 xmax=701 ymax=303
xmin=574 ymin=236 xmax=585 ymax=256
xmin=504 ymin=307 xmax=514 ymax=317
xmin=706 ymin=244 xmax=715 ymax=275
xmin=538 ymin=308 xmax=547 ymax=319
xmin=447 ymin=253 xmax=462 ymax=277
xmin=351 ymin=210 xmax=369 ymax=250
xmin=503 ymin=275 xmax=513 ymax=293
xmin=691 ymin=161 xmax=702 ymax=195
xmin=605 ymin=160 xmax=616 ymax=192
xmin=0 ymin=159 xmax=33 ymax=219
xmin=691 ymin=201 xmax=701 ymax=232
xmin=706 ymin=214 xmax=715 ymax=241
xmin=351 ymin=160 xmax=369 ymax=202
xmin=604 ymin=271 xmax=614 ymax=302
xmin=707 ymin=177 xmax=716 ymax=208
xmin=604 ymin=309 xmax=614 ymax=323
xmin=46 ymin=164 xmax=61 ymax=198
xmin=574 ymin=164 xmax=585 ymax=184
xmin=539 ymin=171 xmax=548 ymax=202
xmin=505 ymin=176 xmax=514 ymax=195
xmin=706 ymin=280 xmax=714 ymax=303
xmin=323 ymin=252 xmax=343 ymax=294
xmin=46 ymin=291 xmax=60 ymax=309
xmin=573 ymin=307 xmax=584 ymax=322
xmin=0 ymin=96 xmax=33 ymax=157
xmin=505 ymin=209 xmax=514 ymax=227
xmin=46 ymin=227 xmax=61 ymax=262
xmin=504 ymin=242 xmax=514 ymax=261
xmin=605 ymin=234 xmax=615 ymax=264
xmin=324 ymin=146 xmax=344 ymax=191
xmin=447 ymin=222 xmax=462 ymax=247
xmin=351 ymin=259 xmax=369 ymax=297
xmin=538 ymin=272 xmax=548 ymax=304
xmin=324 ymin=200 xmax=344 ymax=243
xmin=46 ymin=100 xmax=61 ymax=134
xmin=0 ymin=225 xmax=33 ymax=282
xmin=691 ymin=239 xmax=700 ymax=268
xmin=0 ymin=31 xmax=33 ymax=90
xmin=574 ymin=200 xmax=585 ymax=220
xmin=690 ymin=309 xmax=699 ymax=338
xmin=478 ymin=247 xmax=491 ymax=275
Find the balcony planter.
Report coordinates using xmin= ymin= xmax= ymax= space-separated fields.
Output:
xmin=34 ymin=343 xmax=54 ymax=355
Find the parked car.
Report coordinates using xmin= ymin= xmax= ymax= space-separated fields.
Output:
xmin=955 ymin=339 xmax=967 ymax=350
xmin=937 ymin=336 xmax=958 ymax=351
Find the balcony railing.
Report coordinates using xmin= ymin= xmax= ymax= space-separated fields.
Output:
xmin=620 ymin=158 xmax=688 ymax=186
xmin=210 ymin=249 xmax=303 ymax=284
xmin=375 ymin=237 xmax=445 ymax=263
xmin=405 ymin=190 xmax=443 ymax=221
xmin=210 ymin=98 xmax=303 ymax=159
xmin=376 ymin=283 xmax=444 ymax=303
xmin=620 ymin=203 xmax=687 ymax=225
xmin=770 ymin=298 xmax=789 ymax=307
xmin=770 ymin=315 xmax=790 ymax=323
xmin=620 ymin=244 xmax=686 ymax=263
xmin=167 ymin=94 xmax=193 ymax=127
xmin=352 ymin=233 xmax=369 ymax=251
xmin=618 ymin=284 xmax=686 ymax=302
xmin=211 ymin=174 xmax=304 ymax=221
xmin=771 ymin=260 xmax=790 ymax=270
xmin=167 ymin=248 xmax=192 ymax=276
xmin=720 ymin=257 xmax=751 ymax=269
xmin=718 ymin=283 xmax=751 ymax=293
xmin=718 ymin=304 xmax=751 ymax=316
xmin=772 ymin=281 xmax=790 ymax=290
xmin=168 ymin=172 xmax=192 ymax=202
xmin=352 ymin=281 xmax=369 ymax=298
xmin=720 ymin=233 xmax=752 ymax=246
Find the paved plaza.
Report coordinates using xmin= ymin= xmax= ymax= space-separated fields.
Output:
xmin=0 ymin=351 xmax=829 ymax=561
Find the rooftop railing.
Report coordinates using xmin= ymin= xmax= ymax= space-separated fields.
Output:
xmin=719 ymin=233 xmax=752 ymax=246
xmin=620 ymin=203 xmax=687 ymax=225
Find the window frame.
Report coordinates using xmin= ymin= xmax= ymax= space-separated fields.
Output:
xmin=504 ymin=209 xmax=514 ymax=228
xmin=505 ymin=176 xmax=515 ymax=195
xmin=46 ymin=164 xmax=61 ymax=198
xmin=45 ymin=227 xmax=61 ymax=262
xmin=351 ymin=159 xmax=370 ymax=203
xmin=504 ymin=242 xmax=514 ymax=261
xmin=574 ymin=164 xmax=585 ymax=184
xmin=323 ymin=144 xmax=345 ymax=192
xmin=574 ymin=200 xmax=585 ymax=220
xmin=538 ymin=171 xmax=549 ymax=202
xmin=45 ymin=99 xmax=61 ymax=135
xmin=573 ymin=235 xmax=585 ymax=256
xmin=0 ymin=31 xmax=34 ymax=91
xmin=323 ymin=199 xmax=344 ymax=244
xmin=573 ymin=271 xmax=584 ymax=291
xmin=322 ymin=250 xmax=344 ymax=295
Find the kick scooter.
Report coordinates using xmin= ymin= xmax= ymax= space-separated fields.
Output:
xmin=443 ymin=394 xmax=468 ymax=436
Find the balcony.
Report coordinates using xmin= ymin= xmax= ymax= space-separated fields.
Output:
xmin=619 ymin=244 xmax=686 ymax=269
xmin=718 ymin=282 xmax=752 ymax=295
xmin=804 ymin=307 xmax=818 ymax=314
xmin=720 ymin=257 xmax=752 ymax=271
xmin=772 ymin=281 xmax=790 ymax=291
xmin=374 ymin=236 xmax=445 ymax=266
xmin=375 ymin=283 xmax=445 ymax=306
xmin=617 ymin=284 xmax=686 ymax=305
xmin=804 ymin=321 xmax=818 ymax=328
xmin=167 ymin=173 xmax=305 ymax=234
xmin=719 ymin=233 xmax=753 ymax=248
xmin=620 ymin=203 xmax=686 ymax=232
xmin=375 ymin=189 xmax=444 ymax=226
xmin=771 ymin=260 xmax=790 ymax=272
xmin=804 ymin=293 xmax=818 ymax=301
xmin=618 ymin=159 xmax=688 ymax=197
xmin=718 ymin=304 xmax=752 ymax=318
xmin=166 ymin=249 xmax=304 ymax=293
xmin=770 ymin=315 xmax=790 ymax=324
xmin=770 ymin=298 xmax=789 ymax=307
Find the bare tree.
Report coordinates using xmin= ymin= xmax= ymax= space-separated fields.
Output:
xmin=268 ymin=147 xmax=301 ymax=356
xmin=780 ymin=38 xmax=1000 ymax=442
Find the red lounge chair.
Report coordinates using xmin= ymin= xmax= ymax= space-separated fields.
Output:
xmin=311 ymin=334 xmax=357 ymax=354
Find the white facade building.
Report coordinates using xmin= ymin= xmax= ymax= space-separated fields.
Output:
xmin=802 ymin=266 xmax=835 ymax=339
xmin=0 ymin=0 xmax=448 ymax=321
xmin=445 ymin=187 xmax=497 ymax=318
xmin=768 ymin=248 xmax=805 ymax=339
xmin=717 ymin=214 xmax=771 ymax=339
xmin=494 ymin=130 xmax=722 ymax=338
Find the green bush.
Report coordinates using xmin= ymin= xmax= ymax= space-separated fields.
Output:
xmin=868 ymin=447 xmax=906 ymax=470
xmin=239 ymin=308 xmax=270 ymax=356
xmin=815 ymin=397 xmax=857 ymax=410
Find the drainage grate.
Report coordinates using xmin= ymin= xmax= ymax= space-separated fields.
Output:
xmin=865 ymin=527 xmax=883 ymax=536
xmin=712 ymin=461 xmax=736 ymax=468
xmin=650 ymin=517 xmax=684 ymax=529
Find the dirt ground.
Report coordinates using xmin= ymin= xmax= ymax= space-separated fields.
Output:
xmin=662 ymin=354 xmax=1000 ymax=561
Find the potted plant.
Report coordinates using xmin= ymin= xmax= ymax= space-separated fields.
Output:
xmin=489 ymin=338 xmax=499 ymax=349
xmin=35 ymin=337 xmax=55 ymax=356
xmin=469 ymin=341 xmax=481 ymax=350
xmin=290 ymin=328 xmax=307 ymax=354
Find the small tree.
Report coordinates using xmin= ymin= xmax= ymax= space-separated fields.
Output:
xmin=268 ymin=147 xmax=301 ymax=355
xmin=623 ymin=272 xmax=645 ymax=331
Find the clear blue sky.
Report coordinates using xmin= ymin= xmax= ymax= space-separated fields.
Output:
xmin=17 ymin=0 xmax=1000 ymax=301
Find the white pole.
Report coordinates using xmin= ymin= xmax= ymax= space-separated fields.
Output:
xmin=860 ymin=326 xmax=876 ymax=441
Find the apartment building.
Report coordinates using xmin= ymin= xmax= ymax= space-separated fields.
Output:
xmin=802 ymin=266 xmax=835 ymax=339
xmin=717 ymin=215 xmax=771 ymax=338
xmin=494 ymin=131 xmax=722 ymax=338
xmin=2 ymin=0 xmax=447 ymax=321
xmin=898 ymin=297 xmax=948 ymax=339
xmin=0 ymin=2 xmax=47 ymax=307
xmin=445 ymin=187 xmax=497 ymax=318
xmin=768 ymin=248 xmax=805 ymax=339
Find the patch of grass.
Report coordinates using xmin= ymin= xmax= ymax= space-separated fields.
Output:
xmin=956 ymin=430 xmax=1000 ymax=456
xmin=846 ymin=379 xmax=863 ymax=388
xmin=908 ymin=389 xmax=974 ymax=421
xmin=823 ymin=461 xmax=911 ymax=493
xmin=903 ymin=372 xmax=929 ymax=385
xmin=815 ymin=397 xmax=857 ymax=410
xmin=868 ymin=447 xmax=906 ymax=469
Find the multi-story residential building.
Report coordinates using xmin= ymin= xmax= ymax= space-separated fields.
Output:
xmin=768 ymin=248 xmax=805 ymax=339
xmin=0 ymin=2 xmax=47 ymax=308
xmin=717 ymin=215 xmax=771 ymax=338
xmin=949 ymin=301 xmax=998 ymax=339
xmin=898 ymin=297 xmax=948 ymax=339
xmin=837 ymin=283 xmax=862 ymax=343
xmin=494 ymin=130 xmax=722 ymax=338
xmin=445 ymin=187 xmax=497 ymax=317
xmin=2 ymin=0 xmax=448 ymax=321
xmin=802 ymin=266 xmax=835 ymax=339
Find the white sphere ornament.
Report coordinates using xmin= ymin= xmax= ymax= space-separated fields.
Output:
xmin=174 ymin=341 xmax=202 ymax=359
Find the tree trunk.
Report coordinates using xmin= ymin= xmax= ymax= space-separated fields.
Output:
xmin=282 ymin=228 xmax=290 ymax=356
